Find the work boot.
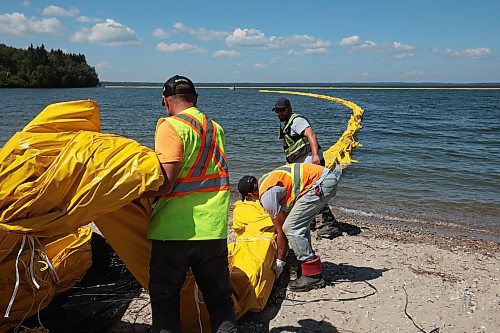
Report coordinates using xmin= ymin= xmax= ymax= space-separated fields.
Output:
xmin=289 ymin=274 xmax=326 ymax=291
xmin=321 ymin=205 xmax=337 ymax=225
xmin=316 ymin=205 xmax=342 ymax=239
xmin=289 ymin=255 xmax=326 ymax=291
xmin=316 ymin=225 xmax=342 ymax=239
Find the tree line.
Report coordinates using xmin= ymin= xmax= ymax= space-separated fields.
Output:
xmin=0 ymin=44 xmax=100 ymax=88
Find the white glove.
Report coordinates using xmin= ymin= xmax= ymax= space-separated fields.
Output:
xmin=274 ymin=259 xmax=286 ymax=278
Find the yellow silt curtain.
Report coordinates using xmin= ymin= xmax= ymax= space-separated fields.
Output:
xmin=0 ymin=100 xmax=163 ymax=331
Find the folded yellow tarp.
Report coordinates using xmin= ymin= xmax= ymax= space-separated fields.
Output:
xmin=0 ymin=100 xmax=163 ymax=331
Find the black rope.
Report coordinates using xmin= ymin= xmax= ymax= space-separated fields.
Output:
xmin=403 ymin=285 xmax=440 ymax=333
xmin=283 ymin=280 xmax=378 ymax=304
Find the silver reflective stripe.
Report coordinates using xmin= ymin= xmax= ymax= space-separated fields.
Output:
xmin=293 ymin=164 xmax=301 ymax=201
xmin=192 ymin=118 xmax=213 ymax=177
xmin=213 ymin=144 xmax=228 ymax=172
xmin=175 ymin=114 xmax=203 ymax=135
xmin=172 ymin=176 xmax=230 ymax=193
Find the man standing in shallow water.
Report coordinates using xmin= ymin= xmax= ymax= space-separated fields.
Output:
xmin=145 ymin=75 xmax=237 ymax=333
xmin=273 ymin=97 xmax=341 ymax=238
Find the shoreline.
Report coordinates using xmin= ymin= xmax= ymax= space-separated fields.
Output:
xmin=334 ymin=208 xmax=500 ymax=244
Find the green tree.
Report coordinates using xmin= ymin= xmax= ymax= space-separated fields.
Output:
xmin=0 ymin=43 xmax=100 ymax=88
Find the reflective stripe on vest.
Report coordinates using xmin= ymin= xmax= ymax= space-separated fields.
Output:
xmin=258 ymin=163 xmax=324 ymax=211
xmin=162 ymin=112 xmax=229 ymax=197
xmin=258 ymin=164 xmax=302 ymax=211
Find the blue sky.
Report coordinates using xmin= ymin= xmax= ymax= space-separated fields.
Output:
xmin=1 ymin=0 xmax=499 ymax=83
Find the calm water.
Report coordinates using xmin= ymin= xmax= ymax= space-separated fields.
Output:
xmin=1 ymin=85 xmax=499 ymax=241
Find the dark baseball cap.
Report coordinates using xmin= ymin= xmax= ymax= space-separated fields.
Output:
xmin=162 ymin=75 xmax=197 ymax=98
xmin=238 ymin=175 xmax=258 ymax=201
xmin=272 ymin=97 xmax=291 ymax=110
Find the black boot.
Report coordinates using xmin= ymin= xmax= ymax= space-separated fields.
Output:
xmin=316 ymin=225 xmax=342 ymax=239
xmin=316 ymin=205 xmax=342 ymax=239
xmin=288 ymin=274 xmax=326 ymax=292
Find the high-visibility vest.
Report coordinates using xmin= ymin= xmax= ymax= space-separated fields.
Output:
xmin=280 ymin=113 xmax=318 ymax=163
xmin=258 ymin=163 xmax=325 ymax=212
xmin=148 ymin=107 xmax=230 ymax=240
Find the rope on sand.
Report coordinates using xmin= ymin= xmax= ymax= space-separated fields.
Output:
xmin=403 ymin=285 xmax=440 ymax=333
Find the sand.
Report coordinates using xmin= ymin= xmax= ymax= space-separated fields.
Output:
xmin=109 ymin=209 xmax=500 ymax=333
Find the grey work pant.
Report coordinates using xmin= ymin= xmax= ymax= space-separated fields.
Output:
xmin=282 ymin=165 xmax=342 ymax=262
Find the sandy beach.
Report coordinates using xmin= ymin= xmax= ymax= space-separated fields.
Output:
xmin=109 ymin=209 xmax=500 ymax=333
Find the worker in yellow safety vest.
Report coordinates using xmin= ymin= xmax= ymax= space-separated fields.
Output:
xmin=273 ymin=97 xmax=341 ymax=239
xmin=144 ymin=75 xmax=237 ymax=333
xmin=237 ymin=162 xmax=342 ymax=292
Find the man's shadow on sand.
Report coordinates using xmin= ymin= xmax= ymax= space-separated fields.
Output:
xmin=238 ymin=261 xmax=388 ymax=333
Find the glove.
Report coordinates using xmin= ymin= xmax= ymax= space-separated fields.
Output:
xmin=274 ymin=259 xmax=286 ymax=278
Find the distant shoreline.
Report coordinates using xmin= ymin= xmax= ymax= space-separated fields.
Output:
xmin=104 ymin=85 xmax=500 ymax=90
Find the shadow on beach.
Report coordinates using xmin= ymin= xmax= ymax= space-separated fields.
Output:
xmin=238 ymin=260 xmax=387 ymax=333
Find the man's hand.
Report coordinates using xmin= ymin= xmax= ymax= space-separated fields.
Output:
xmin=274 ymin=258 xmax=286 ymax=278
xmin=272 ymin=211 xmax=289 ymax=261
xmin=310 ymin=153 xmax=321 ymax=165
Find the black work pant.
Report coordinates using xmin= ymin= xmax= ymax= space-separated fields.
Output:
xmin=149 ymin=239 xmax=237 ymax=333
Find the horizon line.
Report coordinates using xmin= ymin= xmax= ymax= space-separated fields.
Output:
xmin=105 ymin=85 xmax=500 ymax=91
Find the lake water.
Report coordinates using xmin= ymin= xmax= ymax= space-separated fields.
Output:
xmin=1 ymin=84 xmax=499 ymax=241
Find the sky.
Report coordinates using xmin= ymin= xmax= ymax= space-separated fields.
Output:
xmin=1 ymin=0 xmax=499 ymax=83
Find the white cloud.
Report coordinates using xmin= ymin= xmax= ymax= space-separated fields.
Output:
xmin=77 ymin=16 xmax=101 ymax=23
xmin=339 ymin=35 xmax=378 ymax=50
xmin=341 ymin=35 xmax=415 ymax=53
xmin=0 ymin=12 xmax=63 ymax=37
xmin=152 ymin=28 xmax=170 ymax=39
xmin=353 ymin=40 xmax=378 ymax=51
xmin=340 ymin=35 xmax=360 ymax=46
xmin=443 ymin=47 xmax=492 ymax=58
xmin=394 ymin=52 xmax=416 ymax=59
xmin=22 ymin=1 xmax=30 ymax=7
xmin=42 ymin=5 xmax=79 ymax=17
xmin=212 ymin=49 xmax=241 ymax=58
xmin=156 ymin=42 xmax=206 ymax=53
xmin=226 ymin=28 xmax=269 ymax=47
xmin=71 ymin=19 xmax=142 ymax=46
xmin=226 ymin=28 xmax=331 ymax=55
xmin=254 ymin=63 xmax=266 ymax=69
xmin=302 ymin=47 xmax=329 ymax=55
xmin=393 ymin=42 xmax=415 ymax=51
xmin=173 ymin=22 xmax=229 ymax=41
